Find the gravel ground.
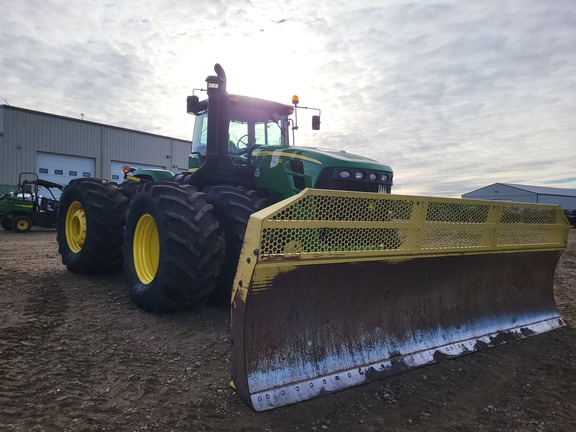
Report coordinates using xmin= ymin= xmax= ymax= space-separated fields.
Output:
xmin=1 ymin=229 xmax=575 ymax=432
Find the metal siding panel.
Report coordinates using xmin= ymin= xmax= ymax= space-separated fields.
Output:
xmin=494 ymin=184 xmax=535 ymax=198
xmin=503 ymin=183 xmax=576 ymax=197
xmin=1 ymin=108 xmax=99 ymax=185
xmin=538 ymin=195 xmax=576 ymax=210
xmin=0 ymin=107 xmax=7 ymax=192
xmin=103 ymin=128 xmax=170 ymax=171
xmin=0 ymin=134 xmax=8 ymax=194
xmin=171 ymin=138 xmax=192 ymax=172
xmin=31 ymin=113 xmax=101 ymax=157
xmin=463 ymin=183 xmax=538 ymax=202
xmin=2 ymin=108 xmax=34 ymax=190
xmin=462 ymin=184 xmax=500 ymax=199
xmin=1 ymin=107 xmax=193 ymax=189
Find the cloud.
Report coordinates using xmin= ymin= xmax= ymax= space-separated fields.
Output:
xmin=545 ymin=177 xmax=576 ymax=185
xmin=1 ymin=0 xmax=575 ymax=196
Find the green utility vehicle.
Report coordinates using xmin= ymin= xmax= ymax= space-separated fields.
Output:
xmin=0 ymin=172 xmax=63 ymax=233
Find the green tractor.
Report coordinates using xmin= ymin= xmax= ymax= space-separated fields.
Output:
xmin=0 ymin=172 xmax=64 ymax=233
xmin=56 ymin=64 xmax=570 ymax=411
xmin=57 ymin=63 xmax=393 ymax=308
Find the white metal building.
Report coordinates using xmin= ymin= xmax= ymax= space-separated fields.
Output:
xmin=462 ymin=183 xmax=576 ymax=210
xmin=0 ymin=105 xmax=192 ymax=196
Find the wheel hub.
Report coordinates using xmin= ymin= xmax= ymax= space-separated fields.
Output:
xmin=16 ymin=219 xmax=29 ymax=231
xmin=133 ymin=213 xmax=159 ymax=284
xmin=66 ymin=201 xmax=87 ymax=252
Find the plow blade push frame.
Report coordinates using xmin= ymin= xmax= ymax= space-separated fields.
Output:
xmin=230 ymin=189 xmax=570 ymax=411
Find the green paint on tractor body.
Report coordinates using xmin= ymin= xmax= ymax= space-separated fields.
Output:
xmin=125 ymin=93 xmax=394 ymax=202
xmin=250 ymin=145 xmax=393 ymax=200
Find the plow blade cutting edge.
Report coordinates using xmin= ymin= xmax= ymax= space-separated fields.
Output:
xmin=230 ymin=189 xmax=570 ymax=411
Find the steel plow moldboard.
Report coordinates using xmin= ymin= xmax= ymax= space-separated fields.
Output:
xmin=230 ymin=189 xmax=570 ymax=411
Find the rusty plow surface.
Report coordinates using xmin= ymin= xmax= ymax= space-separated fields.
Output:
xmin=230 ymin=189 xmax=570 ymax=411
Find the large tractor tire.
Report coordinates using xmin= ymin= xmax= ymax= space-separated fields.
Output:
xmin=247 ymin=190 xmax=282 ymax=211
xmin=123 ymin=182 xmax=225 ymax=312
xmin=204 ymin=185 xmax=258 ymax=306
xmin=1 ymin=217 xmax=13 ymax=230
xmin=57 ymin=178 xmax=129 ymax=274
xmin=12 ymin=215 xmax=32 ymax=233
xmin=119 ymin=180 xmax=141 ymax=201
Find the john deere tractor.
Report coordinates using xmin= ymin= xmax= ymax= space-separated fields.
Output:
xmin=57 ymin=64 xmax=393 ymax=308
xmin=57 ymin=65 xmax=570 ymax=411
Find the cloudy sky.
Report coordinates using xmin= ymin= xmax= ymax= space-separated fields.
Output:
xmin=1 ymin=0 xmax=575 ymax=197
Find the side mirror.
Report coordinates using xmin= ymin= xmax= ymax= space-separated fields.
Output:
xmin=187 ymin=95 xmax=200 ymax=114
xmin=312 ymin=115 xmax=321 ymax=130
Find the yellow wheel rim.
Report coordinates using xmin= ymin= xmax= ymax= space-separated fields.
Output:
xmin=65 ymin=201 xmax=87 ymax=253
xmin=16 ymin=219 xmax=29 ymax=231
xmin=133 ymin=214 xmax=159 ymax=284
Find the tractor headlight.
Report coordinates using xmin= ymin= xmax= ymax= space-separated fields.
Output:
xmin=355 ymin=171 xmax=365 ymax=180
xmin=339 ymin=170 xmax=351 ymax=179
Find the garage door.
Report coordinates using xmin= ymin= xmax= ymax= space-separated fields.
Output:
xmin=37 ymin=152 xmax=95 ymax=197
xmin=110 ymin=161 xmax=166 ymax=182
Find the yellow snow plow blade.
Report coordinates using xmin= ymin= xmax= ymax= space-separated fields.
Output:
xmin=230 ymin=189 xmax=569 ymax=411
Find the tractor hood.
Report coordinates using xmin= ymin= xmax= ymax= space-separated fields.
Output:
xmin=252 ymin=146 xmax=392 ymax=172
xmin=251 ymin=145 xmax=393 ymax=199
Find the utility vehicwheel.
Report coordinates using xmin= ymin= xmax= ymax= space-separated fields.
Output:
xmin=123 ymin=182 xmax=225 ymax=312
xmin=1 ymin=217 xmax=12 ymax=230
xmin=12 ymin=215 xmax=32 ymax=233
xmin=57 ymin=178 xmax=129 ymax=274
xmin=204 ymin=185 xmax=258 ymax=306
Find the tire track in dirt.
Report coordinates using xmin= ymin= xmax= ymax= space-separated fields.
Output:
xmin=1 ymin=261 xmax=233 ymax=431
xmin=0 ymin=274 xmax=68 ymax=426
xmin=1 ymin=229 xmax=575 ymax=431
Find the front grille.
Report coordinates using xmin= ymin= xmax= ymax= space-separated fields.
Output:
xmin=314 ymin=168 xmax=392 ymax=193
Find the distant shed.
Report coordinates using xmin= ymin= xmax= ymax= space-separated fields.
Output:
xmin=462 ymin=183 xmax=576 ymax=210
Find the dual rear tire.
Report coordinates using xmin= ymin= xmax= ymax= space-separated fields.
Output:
xmin=123 ymin=183 xmax=259 ymax=310
xmin=57 ymin=179 xmax=260 ymax=312
xmin=57 ymin=178 xmax=128 ymax=273
xmin=203 ymin=185 xmax=258 ymax=306
xmin=123 ymin=183 xmax=225 ymax=311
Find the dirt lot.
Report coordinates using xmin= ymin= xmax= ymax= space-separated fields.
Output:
xmin=1 ymin=229 xmax=575 ymax=432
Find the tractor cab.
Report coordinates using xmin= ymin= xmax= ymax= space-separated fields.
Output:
xmin=190 ymin=95 xmax=292 ymax=167
xmin=183 ymin=64 xmax=392 ymax=197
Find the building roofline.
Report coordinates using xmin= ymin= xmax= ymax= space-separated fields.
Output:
xmin=0 ymin=104 xmax=191 ymax=144
xmin=501 ymin=183 xmax=576 ymax=197
xmin=464 ymin=182 xmax=576 ymax=198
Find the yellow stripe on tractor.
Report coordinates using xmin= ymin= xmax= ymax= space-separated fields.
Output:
xmin=255 ymin=150 xmax=323 ymax=165
xmin=230 ymin=188 xmax=570 ymax=411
